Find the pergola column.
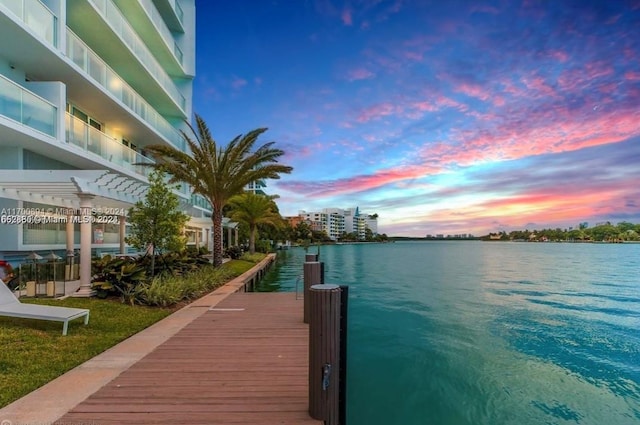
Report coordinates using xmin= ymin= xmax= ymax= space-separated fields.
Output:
xmin=235 ymin=228 xmax=239 ymax=247
xmin=73 ymin=195 xmax=96 ymax=297
xmin=227 ymin=227 xmax=232 ymax=249
xmin=65 ymin=213 xmax=75 ymax=281
xmin=119 ymin=215 xmax=126 ymax=254
xmin=65 ymin=214 xmax=74 ymax=255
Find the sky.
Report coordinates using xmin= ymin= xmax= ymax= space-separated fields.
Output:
xmin=192 ymin=0 xmax=640 ymax=237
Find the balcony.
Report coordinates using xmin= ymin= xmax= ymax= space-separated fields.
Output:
xmin=173 ymin=0 xmax=184 ymax=25
xmin=0 ymin=0 xmax=57 ymax=47
xmin=88 ymin=0 xmax=186 ymax=112
xmin=0 ymin=73 xmax=57 ymax=137
xmin=66 ymin=29 xmax=185 ymax=151
xmin=191 ymin=194 xmax=212 ymax=211
xmin=153 ymin=0 xmax=184 ymax=32
xmin=66 ymin=112 xmax=154 ymax=178
xmin=138 ymin=0 xmax=183 ymax=67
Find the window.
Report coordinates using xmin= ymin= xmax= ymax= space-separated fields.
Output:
xmin=70 ymin=105 xmax=103 ymax=131
xmin=72 ymin=107 xmax=88 ymax=123
xmin=89 ymin=118 xmax=101 ymax=131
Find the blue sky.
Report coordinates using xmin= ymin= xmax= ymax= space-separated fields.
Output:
xmin=193 ymin=0 xmax=640 ymax=236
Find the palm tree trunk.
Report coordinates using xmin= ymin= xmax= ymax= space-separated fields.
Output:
xmin=249 ymin=225 xmax=256 ymax=254
xmin=212 ymin=208 xmax=223 ymax=267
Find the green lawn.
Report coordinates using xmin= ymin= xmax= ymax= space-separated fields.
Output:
xmin=0 ymin=257 xmax=261 ymax=408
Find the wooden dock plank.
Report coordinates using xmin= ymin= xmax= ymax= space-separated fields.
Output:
xmin=56 ymin=292 xmax=321 ymax=425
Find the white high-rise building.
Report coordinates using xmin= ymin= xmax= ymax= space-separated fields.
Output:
xmin=299 ymin=207 xmax=378 ymax=241
xmin=0 ymin=1 xmax=208 ymax=292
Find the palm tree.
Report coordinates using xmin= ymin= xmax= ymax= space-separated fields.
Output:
xmin=227 ymin=193 xmax=284 ymax=254
xmin=142 ymin=114 xmax=293 ymax=266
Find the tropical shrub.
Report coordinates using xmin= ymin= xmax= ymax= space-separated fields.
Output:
xmin=144 ymin=250 xmax=210 ymax=276
xmin=225 ymin=246 xmax=243 ymax=260
xmin=92 ymin=249 xmax=211 ymax=303
xmin=240 ymin=253 xmax=266 ymax=263
xmin=137 ymin=275 xmax=185 ymax=307
xmin=137 ymin=265 xmax=234 ymax=307
xmin=255 ymin=239 xmax=273 ymax=253
xmin=91 ymin=255 xmax=146 ymax=304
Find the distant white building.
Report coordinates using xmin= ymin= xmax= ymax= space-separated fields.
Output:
xmin=245 ymin=179 xmax=267 ymax=195
xmin=364 ymin=214 xmax=378 ymax=235
xmin=299 ymin=209 xmax=343 ymax=240
xmin=299 ymin=207 xmax=378 ymax=241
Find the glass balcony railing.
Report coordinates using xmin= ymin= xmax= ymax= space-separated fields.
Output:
xmin=89 ymin=0 xmax=186 ymax=112
xmin=138 ymin=0 xmax=183 ymax=66
xmin=0 ymin=0 xmax=57 ymax=47
xmin=0 ymin=73 xmax=57 ymax=136
xmin=191 ymin=194 xmax=212 ymax=210
xmin=175 ymin=1 xmax=184 ymax=25
xmin=66 ymin=112 xmax=155 ymax=177
xmin=66 ymin=30 xmax=186 ymax=151
xmin=174 ymin=42 xmax=183 ymax=65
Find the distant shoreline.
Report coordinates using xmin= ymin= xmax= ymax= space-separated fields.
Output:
xmin=387 ymin=237 xmax=640 ymax=244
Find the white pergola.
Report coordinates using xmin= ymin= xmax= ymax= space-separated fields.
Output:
xmin=186 ymin=217 xmax=240 ymax=252
xmin=0 ymin=170 xmax=148 ymax=296
xmin=222 ymin=217 xmax=240 ymax=249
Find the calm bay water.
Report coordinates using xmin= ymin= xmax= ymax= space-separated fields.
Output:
xmin=257 ymin=241 xmax=640 ymax=424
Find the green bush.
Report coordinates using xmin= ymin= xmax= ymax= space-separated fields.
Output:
xmin=255 ymin=240 xmax=273 ymax=253
xmin=92 ymin=255 xmax=260 ymax=307
xmin=240 ymin=253 xmax=266 ymax=263
xmin=225 ymin=246 xmax=243 ymax=259
xmin=91 ymin=255 xmax=146 ymax=304
xmin=138 ymin=250 xmax=210 ymax=277
xmin=91 ymin=250 xmax=212 ymax=304
xmin=137 ymin=265 xmax=234 ymax=307
xmin=137 ymin=275 xmax=185 ymax=307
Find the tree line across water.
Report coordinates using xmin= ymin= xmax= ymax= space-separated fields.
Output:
xmin=484 ymin=221 xmax=640 ymax=242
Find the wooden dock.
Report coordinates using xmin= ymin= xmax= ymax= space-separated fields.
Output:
xmin=57 ymin=292 xmax=322 ymax=425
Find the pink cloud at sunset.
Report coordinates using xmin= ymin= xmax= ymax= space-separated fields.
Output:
xmin=438 ymin=110 xmax=640 ymax=167
xmin=355 ymin=102 xmax=397 ymax=123
xmin=548 ymin=50 xmax=569 ymax=63
xmin=453 ymin=83 xmax=492 ymax=102
xmin=230 ymin=76 xmax=247 ymax=89
xmin=341 ymin=7 xmax=353 ymax=25
xmin=625 ymin=71 xmax=640 ymax=81
xmin=280 ymin=163 xmax=438 ymax=198
xmin=346 ymin=68 xmax=375 ymax=81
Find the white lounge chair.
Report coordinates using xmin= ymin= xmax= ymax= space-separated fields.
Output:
xmin=0 ymin=279 xmax=90 ymax=335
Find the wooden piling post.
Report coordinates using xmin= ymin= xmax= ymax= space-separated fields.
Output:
xmin=338 ymin=285 xmax=349 ymax=424
xmin=303 ymin=261 xmax=323 ymax=323
xmin=308 ymin=284 xmax=341 ymax=424
xmin=305 ymin=253 xmax=318 ymax=262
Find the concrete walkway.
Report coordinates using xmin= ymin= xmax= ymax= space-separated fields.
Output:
xmin=0 ymin=254 xmax=306 ymax=424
